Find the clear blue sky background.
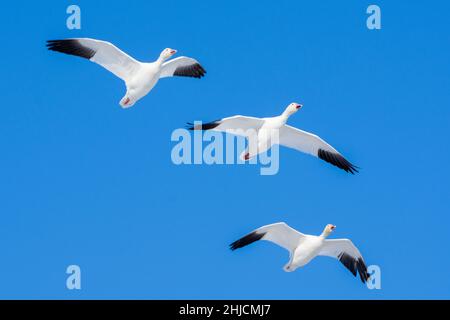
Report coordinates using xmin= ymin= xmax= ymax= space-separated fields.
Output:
xmin=0 ymin=0 xmax=449 ymax=299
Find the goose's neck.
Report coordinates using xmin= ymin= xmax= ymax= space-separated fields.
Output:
xmin=319 ymin=230 xmax=330 ymax=239
xmin=156 ymin=56 xmax=165 ymax=66
xmin=280 ymin=111 xmax=291 ymax=123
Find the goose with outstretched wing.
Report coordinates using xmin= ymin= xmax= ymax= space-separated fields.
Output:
xmin=47 ymin=38 xmax=206 ymax=108
xmin=230 ymin=222 xmax=370 ymax=284
xmin=188 ymin=103 xmax=358 ymax=174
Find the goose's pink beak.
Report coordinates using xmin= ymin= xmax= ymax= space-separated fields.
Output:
xmin=296 ymin=104 xmax=303 ymax=109
xmin=170 ymin=49 xmax=177 ymax=55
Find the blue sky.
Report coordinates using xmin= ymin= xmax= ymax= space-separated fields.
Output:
xmin=0 ymin=0 xmax=449 ymax=299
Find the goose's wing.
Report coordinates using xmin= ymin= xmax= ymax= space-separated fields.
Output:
xmin=160 ymin=56 xmax=206 ymax=78
xmin=187 ymin=115 xmax=264 ymax=138
xmin=230 ymin=222 xmax=305 ymax=253
xmin=319 ymin=239 xmax=370 ymax=283
xmin=279 ymin=125 xmax=358 ymax=174
xmin=46 ymin=38 xmax=141 ymax=82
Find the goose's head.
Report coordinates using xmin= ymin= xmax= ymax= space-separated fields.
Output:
xmin=160 ymin=48 xmax=177 ymax=60
xmin=284 ymin=102 xmax=303 ymax=116
xmin=323 ymin=224 xmax=336 ymax=237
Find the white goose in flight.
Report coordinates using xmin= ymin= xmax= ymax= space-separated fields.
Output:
xmin=188 ymin=103 xmax=358 ymax=173
xmin=46 ymin=38 xmax=206 ymax=108
xmin=230 ymin=222 xmax=370 ymax=284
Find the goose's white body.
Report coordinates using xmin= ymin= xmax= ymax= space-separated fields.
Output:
xmin=255 ymin=113 xmax=290 ymax=155
xmin=47 ymin=38 xmax=206 ymax=108
xmin=124 ymin=62 xmax=161 ymax=107
xmin=189 ymin=103 xmax=358 ymax=173
xmin=230 ymin=222 xmax=370 ymax=283
xmin=288 ymin=234 xmax=324 ymax=270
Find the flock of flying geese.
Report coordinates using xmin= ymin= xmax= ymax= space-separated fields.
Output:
xmin=47 ymin=38 xmax=370 ymax=285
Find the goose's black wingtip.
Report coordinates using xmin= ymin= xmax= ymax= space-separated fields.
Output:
xmin=357 ymin=257 xmax=370 ymax=284
xmin=338 ymin=252 xmax=370 ymax=284
xmin=46 ymin=39 xmax=61 ymax=50
xmin=317 ymin=149 xmax=359 ymax=174
xmin=347 ymin=163 xmax=359 ymax=175
xmin=186 ymin=120 xmax=221 ymax=131
xmin=229 ymin=242 xmax=239 ymax=251
xmin=174 ymin=63 xmax=207 ymax=78
xmin=229 ymin=231 xmax=265 ymax=251
xmin=46 ymin=39 xmax=96 ymax=59
xmin=46 ymin=39 xmax=56 ymax=47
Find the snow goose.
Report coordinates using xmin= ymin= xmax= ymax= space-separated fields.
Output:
xmin=230 ymin=222 xmax=370 ymax=283
xmin=46 ymin=38 xmax=206 ymax=108
xmin=188 ymin=103 xmax=358 ymax=173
